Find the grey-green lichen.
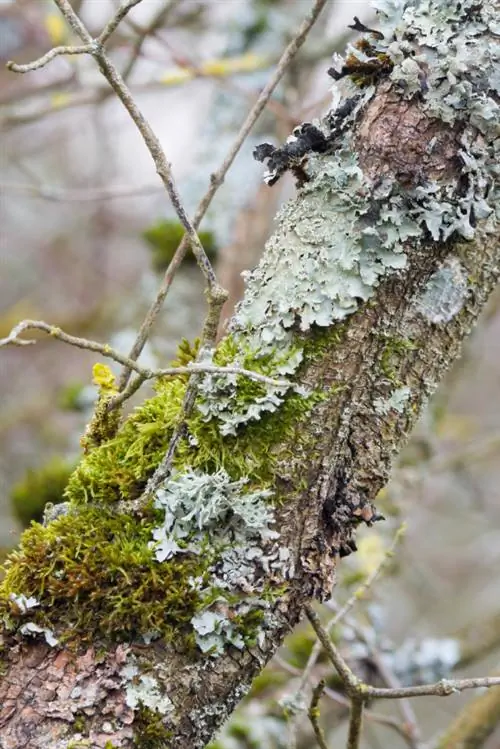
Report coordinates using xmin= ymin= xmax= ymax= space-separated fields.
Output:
xmin=121 ymin=660 xmax=174 ymax=715
xmin=416 ymin=256 xmax=469 ymax=323
xmin=150 ymin=469 xmax=293 ymax=656
xmin=374 ymin=385 xmax=412 ymax=415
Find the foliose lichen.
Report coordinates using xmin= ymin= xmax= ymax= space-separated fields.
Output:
xmin=416 ymin=256 xmax=469 ymax=323
xmin=374 ymin=385 xmax=412 ymax=415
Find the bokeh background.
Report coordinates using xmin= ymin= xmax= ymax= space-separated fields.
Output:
xmin=1 ymin=1 xmax=499 ymax=746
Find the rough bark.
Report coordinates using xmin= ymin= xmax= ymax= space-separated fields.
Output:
xmin=0 ymin=1 xmax=498 ymax=747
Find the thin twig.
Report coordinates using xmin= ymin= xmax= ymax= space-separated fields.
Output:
xmin=0 ymin=319 xmax=289 ymax=388
xmin=122 ymin=0 xmax=182 ymax=80
xmin=38 ymin=0 xmax=222 ymax=300
xmin=326 ymin=602 xmax=422 ymax=746
xmin=0 ymin=181 xmax=164 ymax=202
xmin=305 ymin=605 xmax=500 ymax=699
xmin=97 ymin=0 xmax=144 ymax=46
xmin=347 ymin=699 xmax=364 ymax=749
xmin=295 ymin=526 xmax=406 ymax=705
xmin=308 ymin=680 xmax=329 ymax=749
xmin=140 ymin=287 xmax=228 ymax=499
xmin=117 ymin=0 xmax=330 ymax=390
xmin=6 ymin=45 xmax=94 ymax=73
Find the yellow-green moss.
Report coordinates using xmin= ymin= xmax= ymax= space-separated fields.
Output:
xmin=0 ymin=506 xmax=211 ymax=645
xmin=66 ymin=355 xmax=324 ymax=507
xmin=10 ymin=457 xmax=75 ymax=528
xmin=1 ymin=337 xmax=327 ymax=650
xmin=379 ymin=336 xmax=416 ymax=385
xmin=133 ymin=706 xmax=174 ymax=749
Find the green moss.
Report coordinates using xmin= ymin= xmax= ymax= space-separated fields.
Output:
xmin=301 ymin=323 xmax=347 ymax=368
xmin=66 ymin=344 xmax=323 ymax=507
xmin=133 ymin=706 xmax=173 ymax=748
xmin=72 ymin=714 xmax=87 ymax=733
xmin=143 ymin=219 xmax=217 ymax=272
xmin=249 ymin=668 xmax=288 ymax=697
xmin=379 ymin=336 xmax=416 ymax=385
xmin=284 ymin=627 xmax=317 ymax=669
xmin=0 ymin=506 xmax=211 ymax=645
xmin=10 ymin=457 xmax=75 ymax=528
xmin=1 ymin=336 xmax=327 ymax=651
xmin=81 ymin=364 xmax=122 ymax=451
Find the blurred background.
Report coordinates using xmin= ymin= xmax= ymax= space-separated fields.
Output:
xmin=1 ymin=1 xmax=499 ymax=746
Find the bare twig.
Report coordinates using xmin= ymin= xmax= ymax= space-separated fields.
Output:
xmin=117 ymin=0 xmax=330 ymax=390
xmin=0 ymin=181 xmax=163 ymax=202
xmin=6 ymin=45 xmax=94 ymax=73
xmin=26 ymin=0 xmax=221 ymax=301
xmin=140 ymin=286 xmax=228 ymax=499
xmin=0 ymin=319 xmax=289 ymax=389
xmin=295 ymin=526 xmax=406 ymax=705
xmin=308 ymin=680 xmax=329 ymax=749
xmin=347 ymin=699 xmax=364 ymax=749
xmin=305 ymin=605 xmax=500 ymax=701
xmin=97 ymin=0 xmax=144 ymax=46
xmin=122 ymin=0 xmax=182 ymax=80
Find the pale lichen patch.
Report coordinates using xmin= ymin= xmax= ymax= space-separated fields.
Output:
xmin=121 ymin=661 xmax=174 ymax=715
xmin=416 ymin=257 xmax=469 ymax=324
xmin=374 ymin=386 xmax=412 ymax=415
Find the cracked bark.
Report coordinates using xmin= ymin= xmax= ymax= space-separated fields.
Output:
xmin=1 ymin=23 xmax=499 ymax=749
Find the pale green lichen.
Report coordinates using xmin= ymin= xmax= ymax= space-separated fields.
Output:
xmin=150 ymin=468 xmax=292 ymax=656
xmin=121 ymin=661 xmax=174 ymax=715
xmin=151 ymin=469 xmax=276 ymax=562
xmin=374 ymin=385 xmax=412 ymax=415
xmin=416 ymin=257 xmax=469 ymax=323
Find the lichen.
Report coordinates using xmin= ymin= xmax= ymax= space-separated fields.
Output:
xmin=121 ymin=661 xmax=174 ymax=715
xmin=416 ymin=257 xmax=469 ymax=323
xmin=374 ymin=385 xmax=412 ymax=415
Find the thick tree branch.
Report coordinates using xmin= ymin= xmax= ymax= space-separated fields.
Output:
xmin=0 ymin=2 xmax=498 ymax=748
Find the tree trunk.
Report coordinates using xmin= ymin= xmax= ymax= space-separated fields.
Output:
xmin=0 ymin=1 xmax=498 ymax=747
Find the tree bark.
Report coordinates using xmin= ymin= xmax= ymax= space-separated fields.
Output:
xmin=0 ymin=1 xmax=498 ymax=747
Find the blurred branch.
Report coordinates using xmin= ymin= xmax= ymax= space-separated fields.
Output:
xmin=305 ymin=605 xmax=500 ymax=748
xmin=309 ymin=680 xmax=330 ymax=749
xmin=122 ymin=0 xmax=183 ymax=80
xmin=347 ymin=699 xmax=364 ymax=749
xmin=455 ymin=611 xmax=500 ymax=670
xmin=428 ymin=671 xmax=500 ymax=749
xmin=0 ymin=319 xmax=289 ymax=389
xmin=0 ymin=180 xmax=163 ymax=202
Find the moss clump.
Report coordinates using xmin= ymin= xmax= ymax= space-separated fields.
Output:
xmin=143 ymin=219 xmax=217 ymax=272
xmin=66 ymin=349 xmax=323 ymax=507
xmin=133 ymin=706 xmax=173 ymax=749
xmin=10 ymin=457 xmax=75 ymax=528
xmin=0 ymin=507 xmax=211 ymax=644
xmin=1 ymin=336 xmax=326 ymax=649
